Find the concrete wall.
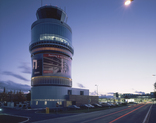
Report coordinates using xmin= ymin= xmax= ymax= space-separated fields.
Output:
xmin=71 ymin=88 xmax=89 ymax=95
xmin=68 ymin=95 xmax=99 ymax=106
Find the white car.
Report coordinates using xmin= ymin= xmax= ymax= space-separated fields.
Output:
xmin=87 ymin=104 xmax=95 ymax=108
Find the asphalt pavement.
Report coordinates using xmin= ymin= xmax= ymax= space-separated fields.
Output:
xmin=32 ymin=104 xmax=156 ymax=123
xmin=0 ymin=107 xmax=76 ymax=122
xmin=148 ymin=104 xmax=156 ymax=123
xmin=0 ymin=115 xmax=28 ymax=123
xmin=0 ymin=104 xmax=156 ymax=123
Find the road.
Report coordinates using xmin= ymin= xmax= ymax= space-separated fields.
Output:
xmin=33 ymin=104 xmax=155 ymax=123
xmin=0 ymin=107 xmax=76 ymax=122
xmin=149 ymin=103 xmax=156 ymax=123
xmin=1 ymin=104 xmax=155 ymax=123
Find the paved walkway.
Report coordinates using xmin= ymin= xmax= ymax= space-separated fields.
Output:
xmin=0 ymin=114 xmax=29 ymax=123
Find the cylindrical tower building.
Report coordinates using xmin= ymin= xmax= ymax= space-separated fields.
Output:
xmin=29 ymin=6 xmax=74 ymax=108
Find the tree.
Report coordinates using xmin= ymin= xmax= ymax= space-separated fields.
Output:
xmin=17 ymin=91 xmax=26 ymax=102
xmin=0 ymin=87 xmax=7 ymax=102
xmin=26 ymin=90 xmax=31 ymax=101
xmin=154 ymin=82 xmax=156 ymax=100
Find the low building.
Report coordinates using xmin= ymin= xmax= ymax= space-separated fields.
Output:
xmin=66 ymin=95 xmax=99 ymax=107
xmin=121 ymin=93 xmax=154 ymax=99
xmin=113 ymin=92 xmax=155 ymax=103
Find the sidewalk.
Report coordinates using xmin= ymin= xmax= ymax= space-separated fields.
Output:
xmin=0 ymin=114 xmax=29 ymax=123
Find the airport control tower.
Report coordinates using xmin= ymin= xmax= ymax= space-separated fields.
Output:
xmin=29 ymin=6 xmax=74 ymax=108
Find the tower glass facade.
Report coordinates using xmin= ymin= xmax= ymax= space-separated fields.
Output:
xmin=29 ymin=6 xmax=74 ymax=108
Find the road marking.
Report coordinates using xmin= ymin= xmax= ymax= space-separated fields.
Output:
xmin=81 ymin=104 xmax=144 ymax=123
xmin=142 ymin=104 xmax=152 ymax=123
xmin=19 ymin=118 xmax=30 ymax=123
xmin=109 ymin=104 xmax=146 ymax=123
xmin=4 ymin=114 xmax=30 ymax=123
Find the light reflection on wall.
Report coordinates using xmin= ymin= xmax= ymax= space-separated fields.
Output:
xmin=32 ymin=99 xmax=66 ymax=101
xmin=40 ymin=34 xmax=70 ymax=45
xmin=44 ymin=101 xmax=47 ymax=105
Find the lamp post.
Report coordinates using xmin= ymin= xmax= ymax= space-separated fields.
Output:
xmin=95 ymin=85 xmax=98 ymax=96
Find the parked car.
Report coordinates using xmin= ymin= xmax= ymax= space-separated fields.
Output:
xmin=80 ymin=104 xmax=90 ymax=109
xmin=92 ymin=103 xmax=102 ymax=107
xmin=101 ymin=103 xmax=111 ymax=107
xmin=87 ymin=104 xmax=95 ymax=108
xmin=22 ymin=104 xmax=27 ymax=109
xmin=113 ymin=102 xmax=120 ymax=106
xmin=68 ymin=105 xmax=80 ymax=110
xmin=107 ymin=102 xmax=116 ymax=107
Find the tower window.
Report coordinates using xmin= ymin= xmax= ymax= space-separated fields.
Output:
xmin=80 ymin=91 xmax=84 ymax=95
xmin=68 ymin=90 xmax=72 ymax=95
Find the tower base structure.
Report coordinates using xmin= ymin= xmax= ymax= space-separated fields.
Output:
xmin=31 ymin=86 xmax=89 ymax=108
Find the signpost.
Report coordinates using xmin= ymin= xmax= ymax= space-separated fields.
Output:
xmin=88 ymin=99 xmax=91 ymax=112
xmin=56 ymin=102 xmax=59 ymax=114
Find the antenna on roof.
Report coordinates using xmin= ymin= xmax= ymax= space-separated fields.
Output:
xmin=41 ymin=0 xmax=42 ymax=6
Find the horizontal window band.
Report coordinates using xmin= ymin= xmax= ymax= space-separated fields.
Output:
xmin=32 ymin=84 xmax=71 ymax=87
xmin=30 ymin=44 xmax=73 ymax=54
xmin=32 ymin=76 xmax=72 ymax=81
xmin=31 ymin=76 xmax=72 ymax=87
xmin=29 ymin=40 xmax=74 ymax=53
xmin=32 ymin=99 xmax=66 ymax=101
xmin=31 ymin=51 xmax=72 ymax=59
xmin=30 ymin=47 xmax=73 ymax=57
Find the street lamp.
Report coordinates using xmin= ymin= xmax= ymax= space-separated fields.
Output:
xmin=125 ymin=0 xmax=133 ymax=6
xmin=95 ymin=85 xmax=98 ymax=96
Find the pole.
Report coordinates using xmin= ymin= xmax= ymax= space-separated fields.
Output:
xmin=95 ymin=85 xmax=98 ymax=96
xmin=97 ymin=85 xmax=98 ymax=96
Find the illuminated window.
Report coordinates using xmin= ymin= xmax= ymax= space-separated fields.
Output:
xmin=59 ymin=101 xmax=62 ymax=105
xmin=45 ymin=101 xmax=47 ymax=105
xmin=36 ymin=101 xmax=38 ymax=105
xmin=40 ymin=34 xmax=70 ymax=45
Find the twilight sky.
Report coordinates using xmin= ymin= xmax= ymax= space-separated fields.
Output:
xmin=0 ymin=0 xmax=156 ymax=96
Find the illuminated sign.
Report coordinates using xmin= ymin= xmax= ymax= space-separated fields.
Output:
xmin=43 ymin=54 xmax=70 ymax=60
xmin=40 ymin=34 xmax=70 ymax=45
xmin=43 ymin=53 xmax=71 ymax=78
xmin=33 ymin=60 xmax=37 ymax=69
xmin=32 ymin=54 xmax=42 ymax=77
